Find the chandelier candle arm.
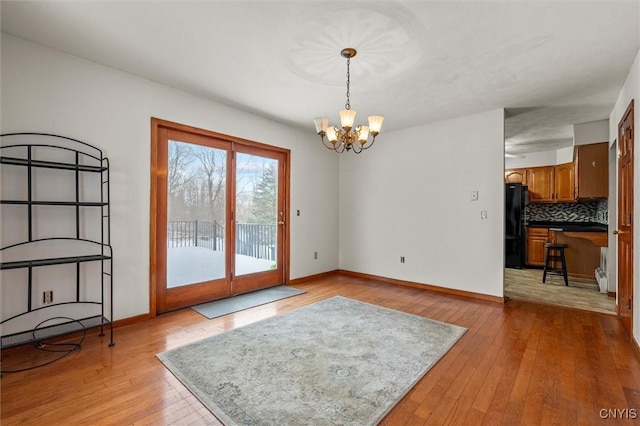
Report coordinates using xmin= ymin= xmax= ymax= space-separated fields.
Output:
xmin=313 ymin=48 xmax=384 ymax=154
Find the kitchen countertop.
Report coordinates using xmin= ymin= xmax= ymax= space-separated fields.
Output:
xmin=527 ymin=221 xmax=608 ymax=232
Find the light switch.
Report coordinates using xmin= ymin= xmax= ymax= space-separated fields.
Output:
xmin=471 ymin=191 xmax=479 ymax=201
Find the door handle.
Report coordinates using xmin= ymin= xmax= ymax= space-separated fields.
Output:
xmin=613 ymin=230 xmax=626 ymax=235
xmin=278 ymin=221 xmax=285 ymax=225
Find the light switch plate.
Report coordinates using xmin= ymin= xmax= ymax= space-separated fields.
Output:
xmin=471 ymin=190 xmax=479 ymax=201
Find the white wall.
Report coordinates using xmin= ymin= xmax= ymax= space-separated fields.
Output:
xmin=608 ymin=48 xmax=639 ymax=345
xmin=505 ymin=120 xmax=609 ymax=170
xmin=505 ymin=149 xmax=559 ymax=169
xmin=608 ymin=141 xmax=617 ymax=294
xmin=556 ymin=146 xmax=574 ymax=164
xmin=0 ymin=35 xmax=340 ymax=321
xmin=574 ymin=119 xmax=609 ymax=146
xmin=505 ymin=145 xmax=580 ymax=170
xmin=339 ymin=109 xmax=505 ymax=297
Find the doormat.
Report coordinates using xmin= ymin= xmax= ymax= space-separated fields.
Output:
xmin=191 ymin=285 xmax=305 ymax=319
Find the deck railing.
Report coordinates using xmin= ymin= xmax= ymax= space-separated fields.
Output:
xmin=235 ymin=223 xmax=276 ymax=261
xmin=167 ymin=220 xmax=276 ymax=261
xmin=167 ymin=220 xmax=224 ymax=251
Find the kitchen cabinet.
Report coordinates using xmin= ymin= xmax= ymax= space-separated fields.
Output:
xmin=527 ymin=166 xmax=555 ymax=202
xmin=505 ymin=168 xmax=527 ymax=185
xmin=574 ymin=142 xmax=608 ymax=199
xmin=526 ymin=226 xmax=605 ymax=278
xmin=526 ymin=227 xmax=550 ymax=266
xmin=554 ymin=162 xmax=575 ymax=202
xmin=529 ymin=163 xmax=574 ymax=203
xmin=506 ymin=142 xmax=607 ymax=203
xmin=553 ymin=231 xmax=605 ymax=279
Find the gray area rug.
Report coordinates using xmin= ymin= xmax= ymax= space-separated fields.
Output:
xmin=157 ymin=296 xmax=467 ymax=426
xmin=192 ymin=285 xmax=306 ymax=319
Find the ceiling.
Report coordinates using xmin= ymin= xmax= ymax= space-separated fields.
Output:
xmin=1 ymin=1 xmax=639 ymax=155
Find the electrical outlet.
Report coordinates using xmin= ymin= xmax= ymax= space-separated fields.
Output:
xmin=471 ymin=190 xmax=479 ymax=201
xmin=481 ymin=210 xmax=488 ymax=220
xmin=400 ymin=256 xmax=405 ymax=263
xmin=314 ymin=251 xmax=318 ymax=260
xmin=43 ymin=291 xmax=53 ymax=304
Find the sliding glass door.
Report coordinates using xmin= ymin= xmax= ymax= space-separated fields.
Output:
xmin=151 ymin=120 xmax=289 ymax=313
xmin=232 ymin=147 xmax=286 ymax=295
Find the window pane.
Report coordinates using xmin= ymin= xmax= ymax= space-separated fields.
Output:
xmin=235 ymin=153 xmax=278 ymax=276
xmin=166 ymin=141 xmax=226 ymax=287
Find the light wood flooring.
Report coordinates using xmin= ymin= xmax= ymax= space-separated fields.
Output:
xmin=2 ymin=273 xmax=639 ymax=425
xmin=504 ymin=268 xmax=616 ymax=315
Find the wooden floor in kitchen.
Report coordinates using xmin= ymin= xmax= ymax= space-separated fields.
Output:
xmin=504 ymin=267 xmax=616 ymax=315
xmin=2 ymin=272 xmax=638 ymax=425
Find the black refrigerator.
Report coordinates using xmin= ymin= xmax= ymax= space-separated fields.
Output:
xmin=505 ymin=183 xmax=528 ymax=268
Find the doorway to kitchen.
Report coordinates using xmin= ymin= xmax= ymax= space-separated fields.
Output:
xmin=150 ymin=118 xmax=290 ymax=314
xmin=503 ymin=144 xmax=615 ymax=314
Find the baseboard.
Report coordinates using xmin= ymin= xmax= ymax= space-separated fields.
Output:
xmin=0 ymin=313 xmax=152 ymax=356
xmin=608 ymin=291 xmax=616 ymax=298
xmin=633 ymin=336 xmax=640 ymax=359
xmin=289 ymin=270 xmax=340 ymax=285
xmin=337 ymin=269 xmax=504 ymax=304
xmin=568 ymin=272 xmax=597 ymax=280
xmin=113 ymin=313 xmax=151 ymax=328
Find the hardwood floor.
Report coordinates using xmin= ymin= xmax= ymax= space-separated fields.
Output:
xmin=2 ymin=273 xmax=639 ymax=425
xmin=504 ymin=268 xmax=616 ymax=315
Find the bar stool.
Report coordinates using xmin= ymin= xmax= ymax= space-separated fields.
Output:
xmin=542 ymin=243 xmax=569 ymax=286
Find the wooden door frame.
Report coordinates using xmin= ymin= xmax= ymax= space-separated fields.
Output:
xmin=616 ymin=100 xmax=634 ymax=338
xmin=149 ymin=118 xmax=291 ymax=318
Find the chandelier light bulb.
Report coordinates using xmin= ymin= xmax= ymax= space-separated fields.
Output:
xmin=339 ymin=109 xmax=357 ymax=130
xmin=326 ymin=126 xmax=338 ymax=143
xmin=314 ymin=117 xmax=329 ymax=134
xmin=358 ymin=126 xmax=370 ymax=143
xmin=368 ymin=116 xmax=384 ymax=135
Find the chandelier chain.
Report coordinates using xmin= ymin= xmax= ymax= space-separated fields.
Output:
xmin=345 ymin=57 xmax=351 ymax=110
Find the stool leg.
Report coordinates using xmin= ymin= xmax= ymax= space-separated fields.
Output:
xmin=560 ymin=248 xmax=568 ymax=286
xmin=542 ymin=246 xmax=549 ymax=283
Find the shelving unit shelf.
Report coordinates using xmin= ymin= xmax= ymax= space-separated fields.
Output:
xmin=1 ymin=133 xmax=114 ymax=349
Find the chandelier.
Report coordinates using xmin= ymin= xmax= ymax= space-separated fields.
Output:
xmin=314 ymin=48 xmax=384 ymax=154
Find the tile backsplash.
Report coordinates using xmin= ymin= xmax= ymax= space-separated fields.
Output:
xmin=527 ymin=199 xmax=608 ymax=224
xmin=595 ymin=199 xmax=608 ymax=224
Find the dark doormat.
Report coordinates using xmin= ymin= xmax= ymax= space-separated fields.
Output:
xmin=191 ymin=285 xmax=306 ymax=319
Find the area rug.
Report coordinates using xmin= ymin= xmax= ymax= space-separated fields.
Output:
xmin=191 ymin=285 xmax=306 ymax=319
xmin=157 ymin=296 xmax=466 ymax=425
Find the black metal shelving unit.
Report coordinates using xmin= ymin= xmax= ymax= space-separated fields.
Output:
xmin=0 ymin=133 xmax=114 ymax=349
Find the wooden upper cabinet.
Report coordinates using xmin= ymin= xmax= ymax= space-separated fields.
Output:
xmin=554 ymin=162 xmax=575 ymax=202
xmin=505 ymin=168 xmax=527 ymax=185
xmin=528 ymin=166 xmax=555 ymax=202
xmin=574 ymin=142 xmax=608 ymax=199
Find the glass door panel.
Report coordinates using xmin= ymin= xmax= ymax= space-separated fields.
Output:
xmin=152 ymin=119 xmax=289 ymax=313
xmin=234 ymin=153 xmax=278 ymax=276
xmin=167 ymin=140 xmax=227 ymax=287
